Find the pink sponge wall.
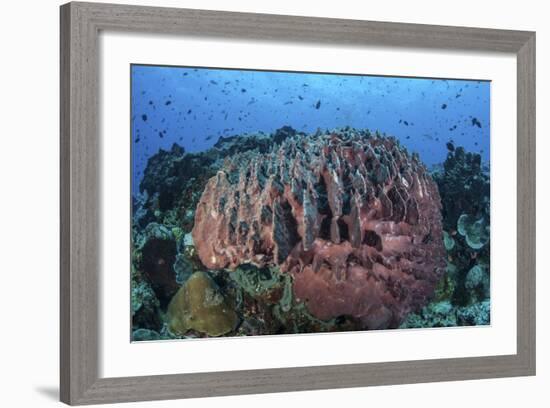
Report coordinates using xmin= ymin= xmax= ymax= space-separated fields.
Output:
xmin=192 ymin=128 xmax=445 ymax=329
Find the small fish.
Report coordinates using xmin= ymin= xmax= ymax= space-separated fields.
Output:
xmin=471 ymin=117 xmax=482 ymax=128
xmin=135 ymin=138 xmax=140 ymax=143
xmin=441 ymin=103 xmax=447 ymax=109
xmin=403 ymin=120 xmax=409 ymax=126
xmin=315 ymin=100 xmax=321 ymax=109
xmin=141 ymin=114 xmax=147 ymax=122
xmin=210 ymin=80 xmax=218 ymax=85
xmin=241 ymin=88 xmax=247 ymax=93
xmin=165 ymin=100 xmax=171 ymax=106
xmin=205 ymin=135 xmax=213 ymax=141
xmin=148 ymin=100 xmax=154 ymax=105
xmin=187 ymin=109 xmax=192 ymax=114
xmin=284 ymin=101 xmax=293 ymax=105
xmin=446 ymin=142 xmax=455 ymax=151
xmin=158 ymin=131 xmax=164 ymax=138
xmin=298 ymin=95 xmax=304 ymax=100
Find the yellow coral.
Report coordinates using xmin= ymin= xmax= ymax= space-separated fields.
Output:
xmin=167 ymin=271 xmax=238 ymax=337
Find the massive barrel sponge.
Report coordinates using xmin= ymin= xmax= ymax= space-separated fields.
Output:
xmin=192 ymin=128 xmax=445 ymax=329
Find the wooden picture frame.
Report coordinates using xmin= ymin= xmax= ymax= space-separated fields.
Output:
xmin=60 ymin=2 xmax=536 ymax=405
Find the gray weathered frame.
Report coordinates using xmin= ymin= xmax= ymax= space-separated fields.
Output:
xmin=60 ymin=1 xmax=536 ymax=405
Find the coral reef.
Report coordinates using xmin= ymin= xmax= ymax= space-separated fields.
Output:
xmin=464 ymin=264 xmax=490 ymax=302
xmin=433 ymin=145 xmax=490 ymax=231
xmin=443 ymin=230 xmax=455 ymax=251
xmin=131 ymin=266 xmax=162 ymax=331
xmin=130 ymin=127 xmax=491 ymax=340
xmin=167 ymin=271 xmax=239 ymax=337
xmin=455 ymin=300 xmax=490 ymax=326
xmin=433 ymin=143 xmax=490 ymax=307
xmin=400 ymin=301 xmax=457 ymax=328
xmin=399 ymin=299 xmax=490 ymax=328
xmin=131 ymin=328 xmax=162 ymax=341
xmin=192 ymin=128 xmax=446 ymax=329
xmin=135 ymin=223 xmax=179 ymax=307
xmin=457 ymin=214 xmax=489 ymax=250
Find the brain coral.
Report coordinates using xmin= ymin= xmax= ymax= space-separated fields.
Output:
xmin=167 ymin=271 xmax=239 ymax=337
xmin=192 ymin=128 xmax=445 ymax=329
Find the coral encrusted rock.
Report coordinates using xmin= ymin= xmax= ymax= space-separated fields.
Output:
xmin=192 ymin=128 xmax=446 ymax=329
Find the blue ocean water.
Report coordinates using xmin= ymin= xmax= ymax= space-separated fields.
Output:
xmin=131 ymin=65 xmax=490 ymax=195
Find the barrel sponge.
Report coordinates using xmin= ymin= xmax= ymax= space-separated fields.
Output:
xmin=192 ymin=129 xmax=446 ymax=329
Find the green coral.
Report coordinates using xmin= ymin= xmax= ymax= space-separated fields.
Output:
xmin=434 ymin=269 xmax=456 ymax=302
xmin=171 ymin=226 xmax=183 ymax=243
xmin=279 ymin=274 xmax=293 ymax=313
xmin=400 ymin=298 xmax=491 ymax=329
xmin=456 ymin=300 xmax=490 ymax=326
xmin=229 ymin=265 xmax=284 ymax=297
xmin=465 ymin=264 xmax=490 ymax=302
xmin=132 ymin=328 xmax=162 ymax=341
xmin=131 ymin=267 xmax=162 ymax=330
xmin=400 ymin=301 xmax=458 ymax=328
xmin=131 ymin=280 xmax=158 ymax=316
xmin=443 ymin=230 xmax=455 ymax=251
xmin=174 ymin=253 xmax=194 ymax=285
xmin=457 ymin=214 xmax=489 ymax=250
xmin=135 ymin=222 xmax=174 ymax=250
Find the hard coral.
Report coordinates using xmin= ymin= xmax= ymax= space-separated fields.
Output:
xmin=136 ymin=223 xmax=178 ymax=309
xmin=433 ymin=145 xmax=490 ymax=231
xmin=192 ymin=128 xmax=445 ymax=329
xmin=457 ymin=214 xmax=489 ymax=250
xmin=167 ymin=271 xmax=239 ymax=337
xmin=432 ymin=144 xmax=490 ymax=307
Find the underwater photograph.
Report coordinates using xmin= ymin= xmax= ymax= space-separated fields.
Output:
xmin=130 ymin=64 xmax=490 ymax=341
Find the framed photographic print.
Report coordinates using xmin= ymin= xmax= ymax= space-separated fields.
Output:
xmin=60 ymin=1 xmax=535 ymax=405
